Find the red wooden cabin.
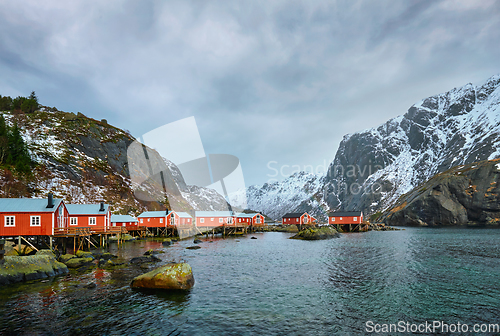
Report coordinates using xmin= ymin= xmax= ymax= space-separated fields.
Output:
xmin=66 ymin=202 xmax=111 ymax=232
xmin=111 ymin=214 xmax=139 ymax=230
xmin=138 ymin=210 xmax=169 ymax=228
xmin=235 ymin=213 xmax=265 ymax=227
xmin=195 ymin=211 xmax=234 ymax=228
xmin=168 ymin=211 xmax=193 ymax=227
xmin=0 ymin=194 xmax=68 ymax=237
xmin=282 ymin=212 xmax=316 ymax=225
xmin=328 ymin=211 xmax=363 ymax=225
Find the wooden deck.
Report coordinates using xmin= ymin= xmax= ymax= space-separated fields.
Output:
xmin=53 ymin=226 xmax=127 ymax=237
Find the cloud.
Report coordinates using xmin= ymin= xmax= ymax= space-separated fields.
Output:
xmin=0 ymin=0 xmax=499 ymax=186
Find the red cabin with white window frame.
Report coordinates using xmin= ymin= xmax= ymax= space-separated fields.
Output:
xmin=111 ymin=214 xmax=139 ymax=230
xmin=137 ymin=210 xmax=169 ymax=228
xmin=282 ymin=212 xmax=316 ymax=225
xmin=328 ymin=211 xmax=363 ymax=225
xmin=66 ymin=202 xmax=111 ymax=232
xmin=168 ymin=211 xmax=193 ymax=227
xmin=235 ymin=213 xmax=265 ymax=227
xmin=195 ymin=211 xmax=234 ymax=228
xmin=0 ymin=194 xmax=69 ymax=237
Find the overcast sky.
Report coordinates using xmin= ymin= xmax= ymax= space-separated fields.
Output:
xmin=0 ymin=0 xmax=499 ymax=187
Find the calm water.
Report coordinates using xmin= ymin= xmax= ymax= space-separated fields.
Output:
xmin=1 ymin=228 xmax=500 ymax=335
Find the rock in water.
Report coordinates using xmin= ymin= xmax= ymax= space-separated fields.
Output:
xmin=193 ymin=239 xmax=202 ymax=244
xmin=131 ymin=263 xmax=195 ymax=290
xmin=290 ymin=227 xmax=340 ymax=240
xmin=0 ymin=255 xmax=68 ymax=285
xmin=251 ymin=237 xmax=257 ymax=239
xmin=186 ymin=246 xmax=201 ymax=250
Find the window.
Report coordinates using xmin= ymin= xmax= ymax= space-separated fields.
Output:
xmin=340 ymin=217 xmax=343 ymax=220
xmin=228 ymin=217 xmax=233 ymax=224
xmin=353 ymin=217 xmax=357 ymax=221
xmin=332 ymin=217 xmax=335 ymax=222
xmin=200 ymin=218 xmax=205 ymax=223
xmin=147 ymin=218 xmax=150 ymax=222
xmin=89 ymin=217 xmax=96 ymax=225
xmin=140 ymin=218 xmax=143 ymax=223
xmin=219 ymin=218 xmax=223 ymax=223
xmin=70 ymin=217 xmax=78 ymax=226
xmin=160 ymin=218 xmax=163 ymax=223
xmin=4 ymin=216 xmax=14 ymax=227
xmin=238 ymin=218 xmax=241 ymax=222
xmin=187 ymin=218 xmax=190 ymax=222
xmin=211 ymin=218 xmax=214 ymax=221
xmin=30 ymin=216 xmax=41 ymax=226
xmin=256 ymin=217 xmax=261 ymax=224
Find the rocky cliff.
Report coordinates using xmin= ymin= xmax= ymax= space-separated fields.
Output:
xmin=236 ymin=74 xmax=500 ymax=220
xmin=382 ymin=159 xmax=500 ymax=226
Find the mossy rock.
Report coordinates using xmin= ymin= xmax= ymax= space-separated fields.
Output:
xmin=290 ymin=227 xmax=340 ymax=240
xmin=122 ymin=234 xmax=135 ymax=241
xmin=60 ymin=254 xmax=76 ymax=263
xmin=65 ymin=257 xmax=94 ymax=268
xmin=75 ymin=251 xmax=94 ymax=259
xmin=35 ymin=249 xmax=56 ymax=258
xmin=0 ymin=255 xmax=68 ymax=285
xmin=131 ymin=263 xmax=194 ymax=290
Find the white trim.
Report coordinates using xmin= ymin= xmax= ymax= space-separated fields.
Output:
xmin=30 ymin=215 xmax=41 ymax=227
xmin=200 ymin=218 xmax=205 ymax=223
xmin=70 ymin=217 xmax=78 ymax=226
xmin=4 ymin=215 xmax=15 ymax=227
xmin=89 ymin=217 xmax=96 ymax=225
xmin=219 ymin=218 xmax=223 ymax=223
xmin=353 ymin=217 xmax=357 ymax=221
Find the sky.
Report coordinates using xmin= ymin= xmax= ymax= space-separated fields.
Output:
xmin=0 ymin=0 xmax=499 ymax=187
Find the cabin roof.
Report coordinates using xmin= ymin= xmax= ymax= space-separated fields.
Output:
xmin=66 ymin=204 xmax=110 ymax=215
xmin=173 ymin=211 xmax=192 ymax=218
xmin=328 ymin=211 xmax=363 ymax=217
xmin=110 ymin=215 xmax=137 ymax=223
xmin=235 ymin=213 xmax=260 ymax=218
xmin=138 ymin=211 xmax=168 ymax=218
xmin=0 ymin=198 xmax=64 ymax=213
xmin=282 ymin=212 xmax=306 ymax=218
xmin=195 ymin=211 xmax=234 ymax=217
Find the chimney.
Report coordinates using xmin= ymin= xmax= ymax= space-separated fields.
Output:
xmin=99 ymin=202 xmax=105 ymax=212
xmin=46 ymin=193 xmax=54 ymax=208
xmin=166 ymin=208 xmax=169 ymax=215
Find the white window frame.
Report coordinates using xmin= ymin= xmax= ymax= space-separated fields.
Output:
xmin=200 ymin=218 xmax=205 ymax=223
xmin=227 ymin=217 xmax=233 ymax=224
xmin=30 ymin=215 xmax=41 ymax=227
xmin=160 ymin=218 xmax=163 ymax=223
xmin=89 ymin=217 xmax=96 ymax=225
xmin=4 ymin=216 xmax=15 ymax=227
xmin=187 ymin=218 xmax=190 ymax=222
xmin=140 ymin=218 xmax=143 ymax=223
xmin=340 ymin=217 xmax=343 ymax=220
xmin=70 ymin=217 xmax=78 ymax=226
xmin=256 ymin=216 xmax=261 ymax=224
xmin=219 ymin=218 xmax=223 ymax=223
xmin=332 ymin=217 xmax=335 ymax=222
xmin=353 ymin=217 xmax=357 ymax=221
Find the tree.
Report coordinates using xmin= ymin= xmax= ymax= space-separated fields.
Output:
xmin=7 ymin=122 xmax=31 ymax=173
xmin=0 ymin=95 xmax=12 ymax=111
xmin=21 ymin=91 xmax=39 ymax=113
xmin=0 ymin=114 xmax=8 ymax=164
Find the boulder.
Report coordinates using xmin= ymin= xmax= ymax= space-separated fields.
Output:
xmin=193 ymin=239 xmax=203 ymax=244
xmin=60 ymin=254 xmax=76 ymax=263
xmin=130 ymin=255 xmax=162 ymax=264
xmin=290 ymin=227 xmax=340 ymax=240
xmin=162 ymin=240 xmax=172 ymax=247
xmin=35 ymin=249 xmax=56 ymax=258
xmin=65 ymin=257 xmax=94 ymax=268
xmin=144 ymin=249 xmax=164 ymax=256
xmin=75 ymin=251 xmax=94 ymax=259
xmin=131 ymin=263 xmax=194 ymax=290
xmin=250 ymin=237 xmax=257 ymax=239
xmin=121 ymin=234 xmax=136 ymax=241
xmin=0 ymin=255 xmax=68 ymax=285
xmin=186 ymin=246 xmax=201 ymax=250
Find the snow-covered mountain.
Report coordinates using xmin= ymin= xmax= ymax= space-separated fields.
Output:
xmin=234 ymin=74 xmax=500 ymax=220
xmin=230 ymin=171 xmax=327 ymax=220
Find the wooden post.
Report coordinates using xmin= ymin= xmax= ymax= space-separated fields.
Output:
xmin=18 ymin=236 xmax=22 ymax=254
xmin=74 ymin=236 xmax=76 ymax=254
xmin=50 ymin=237 xmax=53 ymax=251
xmin=0 ymin=238 xmax=5 ymax=265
